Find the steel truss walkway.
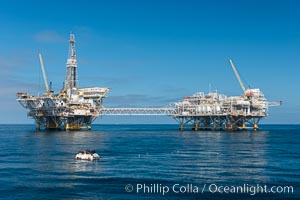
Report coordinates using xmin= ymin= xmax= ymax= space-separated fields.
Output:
xmin=99 ymin=107 xmax=264 ymax=131
xmin=99 ymin=107 xmax=177 ymax=116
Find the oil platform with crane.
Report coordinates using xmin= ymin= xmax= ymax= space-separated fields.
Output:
xmin=99 ymin=59 xmax=282 ymax=131
xmin=16 ymin=34 xmax=109 ymax=130
xmin=169 ymin=59 xmax=282 ymax=131
xmin=16 ymin=34 xmax=281 ymax=131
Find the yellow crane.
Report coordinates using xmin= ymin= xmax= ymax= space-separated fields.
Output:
xmin=38 ymin=53 xmax=50 ymax=93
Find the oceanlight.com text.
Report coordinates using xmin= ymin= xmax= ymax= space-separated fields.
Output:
xmin=124 ymin=183 xmax=294 ymax=196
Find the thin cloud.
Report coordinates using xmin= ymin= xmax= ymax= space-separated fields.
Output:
xmin=34 ymin=30 xmax=64 ymax=43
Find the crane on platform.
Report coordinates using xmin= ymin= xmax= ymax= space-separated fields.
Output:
xmin=16 ymin=33 xmax=282 ymax=131
xmin=229 ymin=58 xmax=247 ymax=94
xmin=38 ymin=53 xmax=50 ymax=93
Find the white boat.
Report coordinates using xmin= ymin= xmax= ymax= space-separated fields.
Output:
xmin=75 ymin=150 xmax=100 ymax=160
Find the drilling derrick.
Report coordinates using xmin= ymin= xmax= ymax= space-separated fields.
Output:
xmin=65 ymin=34 xmax=77 ymax=93
xmin=16 ymin=33 xmax=281 ymax=131
xmin=16 ymin=34 xmax=109 ymax=130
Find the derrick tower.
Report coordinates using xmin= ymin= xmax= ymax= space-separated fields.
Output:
xmin=64 ymin=34 xmax=78 ymax=92
xmin=16 ymin=34 xmax=109 ymax=130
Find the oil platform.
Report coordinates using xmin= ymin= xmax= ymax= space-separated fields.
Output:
xmin=99 ymin=60 xmax=281 ymax=131
xmin=17 ymin=34 xmax=281 ymax=131
xmin=16 ymin=34 xmax=109 ymax=130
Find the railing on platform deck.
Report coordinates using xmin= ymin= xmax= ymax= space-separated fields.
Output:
xmin=99 ymin=107 xmax=177 ymax=116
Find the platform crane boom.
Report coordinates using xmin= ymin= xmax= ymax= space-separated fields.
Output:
xmin=38 ymin=53 xmax=49 ymax=92
xmin=229 ymin=58 xmax=246 ymax=94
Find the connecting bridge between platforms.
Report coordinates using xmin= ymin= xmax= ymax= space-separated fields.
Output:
xmin=99 ymin=107 xmax=263 ymax=131
xmin=16 ymin=34 xmax=280 ymax=131
xmin=99 ymin=107 xmax=176 ymax=116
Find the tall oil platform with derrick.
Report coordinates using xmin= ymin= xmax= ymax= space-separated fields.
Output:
xmin=17 ymin=34 xmax=281 ymax=131
xmin=16 ymin=34 xmax=109 ymax=130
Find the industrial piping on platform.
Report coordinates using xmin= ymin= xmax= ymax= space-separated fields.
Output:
xmin=16 ymin=34 xmax=281 ymax=131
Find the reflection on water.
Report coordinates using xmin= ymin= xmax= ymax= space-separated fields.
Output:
xmin=143 ymin=130 xmax=270 ymax=183
xmin=71 ymin=160 xmax=102 ymax=173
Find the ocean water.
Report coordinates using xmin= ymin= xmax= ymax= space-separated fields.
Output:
xmin=0 ymin=124 xmax=299 ymax=199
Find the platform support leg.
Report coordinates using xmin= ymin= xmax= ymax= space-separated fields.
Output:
xmin=179 ymin=123 xmax=184 ymax=131
xmin=226 ymin=124 xmax=233 ymax=131
xmin=253 ymin=123 xmax=259 ymax=131
xmin=193 ymin=118 xmax=198 ymax=131
xmin=36 ymin=123 xmax=41 ymax=131
xmin=193 ymin=123 xmax=198 ymax=131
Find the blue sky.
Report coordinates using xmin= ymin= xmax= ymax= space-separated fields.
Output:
xmin=0 ymin=0 xmax=299 ymax=124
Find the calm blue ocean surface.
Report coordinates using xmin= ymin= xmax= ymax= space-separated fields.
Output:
xmin=0 ymin=124 xmax=299 ymax=199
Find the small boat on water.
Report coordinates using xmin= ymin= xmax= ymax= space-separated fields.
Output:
xmin=75 ymin=150 xmax=100 ymax=160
